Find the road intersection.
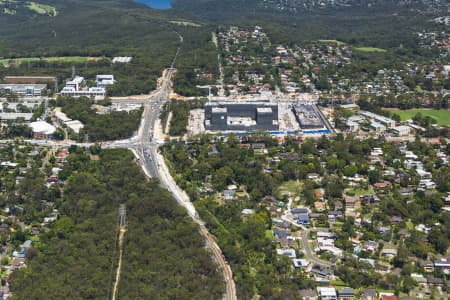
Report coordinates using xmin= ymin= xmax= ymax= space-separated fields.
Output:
xmin=2 ymin=32 xmax=237 ymax=300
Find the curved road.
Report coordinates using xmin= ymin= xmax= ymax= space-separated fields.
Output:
xmin=281 ymin=214 xmax=331 ymax=267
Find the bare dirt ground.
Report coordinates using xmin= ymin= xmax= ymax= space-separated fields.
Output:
xmin=111 ymin=227 xmax=126 ymax=300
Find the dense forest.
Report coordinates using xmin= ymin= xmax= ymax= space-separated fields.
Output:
xmin=10 ymin=148 xmax=224 ymax=299
xmin=172 ymin=0 xmax=446 ymax=49
xmin=0 ymin=0 xmax=179 ymax=57
xmin=172 ymin=26 xmax=219 ymax=97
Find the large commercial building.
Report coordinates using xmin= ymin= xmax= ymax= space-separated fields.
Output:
xmin=360 ymin=111 xmax=396 ymax=128
xmin=53 ymin=110 xmax=84 ymax=133
xmin=60 ymin=76 xmax=106 ymax=100
xmin=292 ymin=104 xmax=326 ymax=130
xmin=0 ymin=84 xmax=47 ymax=97
xmin=0 ymin=113 xmax=33 ymax=121
xmin=95 ymin=74 xmax=115 ymax=88
xmin=60 ymin=86 xmax=106 ymax=99
xmin=3 ymin=76 xmax=56 ymax=84
xmin=29 ymin=121 xmax=56 ymax=139
xmin=204 ymin=103 xmax=279 ymax=131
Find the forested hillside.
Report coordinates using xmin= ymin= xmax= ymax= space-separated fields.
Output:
xmin=0 ymin=0 xmax=183 ymax=95
xmin=172 ymin=26 xmax=219 ymax=97
xmin=9 ymin=148 xmax=224 ymax=299
xmin=0 ymin=0 xmax=178 ymax=57
xmin=1 ymin=0 xmax=445 ymax=96
xmin=171 ymin=0 xmax=447 ymax=48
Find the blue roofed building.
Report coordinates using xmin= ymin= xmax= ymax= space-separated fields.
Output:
xmin=296 ymin=213 xmax=310 ymax=225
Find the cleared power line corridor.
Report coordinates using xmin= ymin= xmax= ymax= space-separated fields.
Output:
xmin=111 ymin=204 xmax=127 ymax=300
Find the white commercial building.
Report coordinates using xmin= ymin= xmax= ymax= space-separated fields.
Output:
xmin=29 ymin=121 xmax=56 ymax=139
xmin=95 ymin=74 xmax=115 ymax=87
xmin=0 ymin=84 xmax=47 ymax=97
xmin=54 ymin=111 xmax=72 ymax=125
xmin=112 ymin=57 xmax=132 ymax=63
xmin=53 ymin=109 xmax=84 ymax=133
xmin=360 ymin=111 xmax=396 ymax=128
xmin=392 ymin=125 xmax=411 ymax=136
xmin=65 ymin=76 xmax=84 ymax=91
xmin=346 ymin=120 xmax=360 ymax=132
xmin=65 ymin=120 xmax=84 ymax=133
xmin=0 ymin=113 xmax=33 ymax=121
xmin=60 ymin=86 xmax=106 ymax=100
xmin=60 ymin=75 xmax=107 ymax=100
xmin=370 ymin=121 xmax=386 ymax=133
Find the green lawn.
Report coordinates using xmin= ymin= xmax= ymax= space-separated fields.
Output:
xmin=265 ymin=230 xmax=274 ymax=240
xmin=277 ymin=180 xmax=302 ymax=198
xmin=390 ymin=109 xmax=450 ymax=126
xmin=331 ymin=280 xmax=347 ymax=287
xmin=354 ymin=47 xmax=387 ymax=53
xmin=0 ymin=56 xmax=105 ymax=66
xmin=406 ymin=220 xmax=414 ymax=231
xmin=347 ymin=187 xmax=374 ymax=196
xmin=319 ymin=39 xmax=346 ymax=46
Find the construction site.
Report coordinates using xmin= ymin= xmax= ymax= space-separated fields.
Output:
xmin=188 ymin=98 xmax=332 ymax=136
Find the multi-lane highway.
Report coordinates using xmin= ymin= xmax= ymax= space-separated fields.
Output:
xmin=110 ymin=37 xmax=237 ymax=300
xmin=134 ymin=66 xmax=237 ymax=300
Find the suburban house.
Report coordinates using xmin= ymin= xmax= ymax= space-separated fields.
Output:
xmin=317 ymin=287 xmax=337 ymax=300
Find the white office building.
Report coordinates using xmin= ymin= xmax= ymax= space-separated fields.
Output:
xmin=392 ymin=125 xmax=411 ymax=136
xmin=0 ymin=84 xmax=47 ymax=97
xmin=60 ymin=86 xmax=106 ymax=99
xmin=65 ymin=76 xmax=84 ymax=91
xmin=60 ymin=75 xmax=106 ymax=100
xmin=360 ymin=111 xmax=396 ymax=128
xmin=95 ymin=74 xmax=115 ymax=87
xmin=29 ymin=121 xmax=56 ymax=139
xmin=65 ymin=120 xmax=84 ymax=133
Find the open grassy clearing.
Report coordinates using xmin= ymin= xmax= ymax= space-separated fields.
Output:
xmin=318 ymin=41 xmax=387 ymax=53
xmin=0 ymin=56 xmax=106 ymax=66
xmin=351 ymin=187 xmax=374 ymax=196
xmin=277 ymin=180 xmax=303 ymax=198
xmin=387 ymin=108 xmax=450 ymax=126
xmin=27 ymin=2 xmax=57 ymax=16
xmin=169 ymin=20 xmax=201 ymax=27
xmin=353 ymin=47 xmax=387 ymax=53
xmin=318 ymin=39 xmax=345 ymax=45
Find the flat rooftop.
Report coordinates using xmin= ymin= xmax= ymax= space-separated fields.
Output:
xmin=257 ymin=107 xmax=273 ymax=113
xmin=205 ymin=103 xmax=278 ymax=131
xmin=292 ymin=104 xmax=325 ymax=129
xmin=0 ymin=84 xmax=47 ymax=89
xmin=212 ymin=107 xmax=227 ymax=113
